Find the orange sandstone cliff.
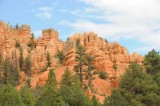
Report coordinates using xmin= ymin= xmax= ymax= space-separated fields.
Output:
xmin=0 ymin=20 xmax=143 ymax=102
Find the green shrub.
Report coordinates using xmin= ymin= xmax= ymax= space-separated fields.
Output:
xmin=93 ymin=70 xmax=99 ymax=75
xmin=40 ymin=65 xmax=48 ymax=72
xmin=99 ymin=71 xmax=107 ymax=80
xmin=56 ymin=50 xmax=66 ymax=64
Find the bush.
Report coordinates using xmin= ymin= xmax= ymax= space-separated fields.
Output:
xmin=56 ymin=50 xmax=66 ymax=64
xmin=93 ymin=70 xmax=99 ymax=75
xmin=40 ymin=65 xmax=48 ymax=72
xmin=99 ymin=71 xmax=107 ymax=80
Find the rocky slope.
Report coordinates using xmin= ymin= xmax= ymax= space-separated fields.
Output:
xmin=0 ymin=20 xmax=143 ymax=102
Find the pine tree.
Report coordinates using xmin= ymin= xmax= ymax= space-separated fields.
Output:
xmin=107 ymin=62 xmax=160 ymax=106
xmin=74 ymin=39 xmax=86 ymax=88
xmin=85 ymin=54 xmax=95 ymax=88
xmin=24 ymin=55 xmax=32 ymax=87
xmin=99 ymin=71 xmax=107 ymax=80
xmin=144 ymin=49 xmax=160 ymax=75
xmin=0 ymin=53 xmax=4 ymax=85
xmin=144 ymin=49 xmax=160 ymax=87
xmin=20 ymin=86 xmax=35 ymax=106
xmin=19 ymin=47 xmax=24 ymax=71
xmin=92 ymin=95 xmax=100 ymax=106
xmin=24 ymin=55 xmax=32 ymax=77
xmin=59 ymin=68 xmax=74 ymax=105
xmin=113 ymin=63 xmax=117 ymax=71
xmin=0 ymin=84 xmax=23 ymax=106
xmin=60 ymin=68 xmax=73 ymax=87
xmin=12 ymin=50 xmax=19 ymax=86
xmin=46 ymin=52 xmax=51 ymax=67
xmin=12 ymin=66 xmax=19 ymax=86
xmin=120 ymin=62 xmax=160 ymax=106
xmin=103 ymin=90 xmax=128 ymax=106
xmin=46 ymin=68 xmax=57 ymax=87
xmin=36 ymin=85 xmax=67 ymax=106
xmin=2 ymin=58 xmax=19 ymax=86
xmin=28 ymin=33 xmax=36 ymax=50
xmin=70 ymin=77 xmax=93 ymax=106
xmin=56 ymin=50 xmax=66 ymax=65
xmin=15 ymin=23 xmax=19 ymax=29
xmin=60 ymin=75 xmax=92 ymax=106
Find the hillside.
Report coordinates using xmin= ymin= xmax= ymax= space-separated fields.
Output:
xmin=0 ymin=20 xmax=144 ymax=102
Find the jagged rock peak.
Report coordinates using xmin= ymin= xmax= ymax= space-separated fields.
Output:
xmin=0 ymin=20 xmax=31 ymax=38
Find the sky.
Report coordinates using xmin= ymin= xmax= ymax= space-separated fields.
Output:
xmin=0 ymin=0 xmax=160 ymax=55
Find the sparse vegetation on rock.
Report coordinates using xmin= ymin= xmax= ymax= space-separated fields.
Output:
xmin=1 ymin=20 xmax=157 ymax=105
xmin=56 ymin=50 xmax=66 ymax=65
xmin=99 ymin=71 xmax=107 ymax=80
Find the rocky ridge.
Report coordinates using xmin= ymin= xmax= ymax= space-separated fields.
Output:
xmin=0 ymin=20 xmax=143 ymax=102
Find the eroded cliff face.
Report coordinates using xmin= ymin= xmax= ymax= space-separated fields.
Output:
xmin=65 ymin=32 xmax=143 ymax=77
xmin=0 ymin=20 xmax=143 ymax=102
xmin=63 ymin=32 xmax=143 ymax=101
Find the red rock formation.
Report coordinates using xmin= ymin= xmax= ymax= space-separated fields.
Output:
xmin=0 ymin=20 xmax=144 ymax=101
xmin=64 ymin=32 xmax=144 ymax=98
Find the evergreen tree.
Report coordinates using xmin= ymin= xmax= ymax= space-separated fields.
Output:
xmin=0 ymin=53 xmax=4 ymax=85
xmin=28 ymin=33 xmax=36 ymax=50
xmin=0 ymin=84 xmax=23 ymax=106
xmin=70 ymin=78 xmax=93 ymax=106
xmin=99 ymin=71 xmax=107 ymax=80
xmin=24 ymin=55 xmax=32 ymax=87
xmin=20 ymin=86 xmax=35 ymax=106
xmin=60 ymin=68 xmax=74 ymax=105
xmin=105 ymin=62 xmax=160 ymax=106
xmin=74 ymin=39 xmax=86 ymax=88
xmin=2 ymin=58 xmax=19 ymax=86
xmin=31 ymin=86 xmax=44 ymax=103
xmin=144 ymin=49 xmax=160 ymax=87
xmin=60 ymin=68 xmax=73 ymax=87
xmin=56 ymin=50 xmax=66 ymax=64
xmin=144 ymin=49 xmax=160 ymax=75
xmin=59 ymin=85 xmax=74 ymax=106
xmin=85 ymin=54 xmax=95 ymax=88
xmin=46 ymin=68 xmax=57 ymax=87
xmin=24 ymin=55 xmax=32 ymax=78
xmin=19 ymin=47 xmax=24 ymax=71
xmin=120 ymin=62 xmax=160 ymax=106
xmin=46 ymin=52 xmax=51 ymax=67
xmin=112 ymin=63 xmax=117 ymax=71
xmin=12 ymin=66 xmax=19 ymax=86
xmin=60 ymin=75 xmax=93 ymax=106
xmin=103 ymin=90 xmax=128 ymax=106
xmin=36 ymin=85 xmax=67 ymax=106
xmin=92 ymin=95 xmax=100 ymax=106
xmin=15 ymin=23 xmax=19 ymax=29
